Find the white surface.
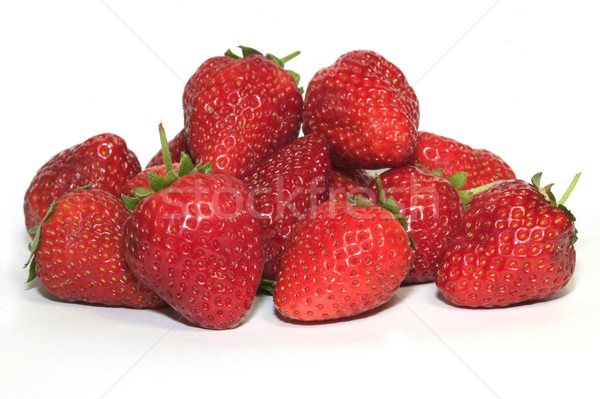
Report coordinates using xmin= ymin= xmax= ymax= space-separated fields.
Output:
xmin=1 ymin=1 xmax=599 ymax=398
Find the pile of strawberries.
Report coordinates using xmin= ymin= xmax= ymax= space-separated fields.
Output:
xmin=23 ymin=46 xmax=580 ymax=329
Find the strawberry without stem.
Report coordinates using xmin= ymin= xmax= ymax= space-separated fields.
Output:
xmin=436 ymin=173 xmax=580 ymax=307
xmin=242 ymin=134 xmax=331 ymax=280
xmin=25 ymin=188 xmax=163 ymax=308
xmin=273 ymin=196 xmax=413 ymax=322
xmin=303 ymin=50 xmax=419 ymax=169
xmin=24 ymin=133 xmax=141 ymax=234
xmin=183 ymin=46 xmax=303 ymax=177
xmin=410 ymin=131 xmax=515 ymax=189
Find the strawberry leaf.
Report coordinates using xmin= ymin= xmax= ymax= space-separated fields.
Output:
xmin=448 ymin=172 xmax=467 ymax=191
xmin=24 ymin=198 xmax=59 ymax=282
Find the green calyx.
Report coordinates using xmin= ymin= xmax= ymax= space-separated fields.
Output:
xmin=413 ymin=164 xmax=501 ymax=207
xmin=348 ymin=176 xmax=417 ymax=249
xmin=258 ymin=278 xmax=276 ymax=296
xmin=531 ymin=171 xmax=581 ymax=226
xmin=24 ymin=186 xmax=92 ymax=283
xmin=121 ymin=122 xmax=211 ymax=211
xmin=224 ymin=45 xmax=303 ymax=93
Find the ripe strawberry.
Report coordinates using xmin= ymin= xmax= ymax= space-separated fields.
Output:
xmin=303 ymin=50 xmax=419 ymax=169
xmin=410 ymin=131 xmax=515 ymax=189
xmin=24 ymin=133 xmax=141 ymax=234
xmin=183 ymin=46 xmax=303 ymax=177
xmin=146 ymin=128 xmax=189 ymax=168
xmin=436 ymin=173 xmax=580 ymax=307
xmin=241 ymin=134 xmax=331 ymax=280
xmin=25 ymin=188 xmax=164 ymax=308
xmin=371 ymin=165 xmax=466 ymax=284
xmin=273 ymin=196 xmax=413 ymax=321
xmin=122 ymin=123 xmax=264 ymax=329
xmin=329 ymin=168 xmax=372 ymax=202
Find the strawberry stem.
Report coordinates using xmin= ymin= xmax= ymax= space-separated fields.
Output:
xmin=558 ymin=171 xmax=582 ymax=206
xmin=159 ymin=122 xmax=173 ymax=174
xmin=279 ymin=51 xmax=301 ymax=64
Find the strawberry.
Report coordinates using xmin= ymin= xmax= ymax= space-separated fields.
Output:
xmin=303 ymin=50 xmax=419 ymax=169
xmin=410 ymin=131 xmax=515 ymax=189
xmin=329 ymin=168 xmax=372 ymax=202
xmin=241 ymin=134 xmax=331 ymax=280
xmin=183 ymin=46 xmax=303 ymax=177
xmin=436 ymin=172 xmax=580 ymax=307
xmin=122 ymin=123 xmax=264 ymax=329
xmin=273 ymin=191 xmax=413 ymax=321
xmin=24 ymin=188 xmax=163 ymax=308
xmin=24 ymin=133 xmax=141 ymax=234
xmin=370 ymin=165 xmax=466 ymax=284
xmin=145 ymin=128 xmax=189 ymax=168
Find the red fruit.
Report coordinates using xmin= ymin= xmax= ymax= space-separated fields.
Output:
xmin=410 ymin=131 xmax=515 ymax=189
xmin=183 ymin=46 xmax=303 ymax=177
xmin=146 ymin=129 xmax=189 ymax=168
xmin=118 ymin=163 xmax=180 ymax=199
xmin=436 ymin=173 xmax=579 ymax=307
xmin=25 ymin=188 xmax=164 ymax=308
xmin=242 ymin=135 xmax=331 ymax=280
xmin=303 ymin=50 xmax=419 ymax=169
xmin=329 ymin=168 xmax=372 ymax=202
xmin=273 ymin=200 xmax=413 ymax=321
xmin=371 ymin=166 xmax=465 ymax=283
xmin=123 ymin=173 xmax=265 ymax=329
xmin=24 ymin=133 xmax=141 ymax=234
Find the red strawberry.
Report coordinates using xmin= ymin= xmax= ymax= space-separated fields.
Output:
xmin=370 ymin=166 xmax=465 ymax=284
xmin=24 ymin=133 xmax=141 ymax=234
xmin=241 ymin=135 xmax=331 ymax=280
xmin=146 ymin=128 xmax=189 ymax=168
xmin=303 ymin=50 xmax=419 ymax=169
xmin=183 ymin=46 xmax=303 ymax=177
xmin=329 ymin=168 xmax=372 ymax=202
xmin=273 ymin=197 xmax=413 ymax=321
xmin=122 ymin=123 xmax=264 ymax=329
xmin=410 ymin=131 xmax=515 ymax=189
xmin=25 ymin=188 xmax=164 ymax=308
xmin=436 ymin=173 xmax=580 ymax=307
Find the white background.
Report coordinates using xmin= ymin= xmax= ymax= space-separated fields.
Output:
xmin=1 ymin=1 xmax=599 ymax=398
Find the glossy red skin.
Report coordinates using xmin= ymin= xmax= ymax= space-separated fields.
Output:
xmin=118 ymin=163 xmax=180 ymax=199
xmin=242 ymin=135 xmax=331 ymax=280
xmin=146 ymin=129 xmax=189 ymax=168
xmin=273 ymin=201 xmax=413 ymax=321
xmin=123 ymin=173 xmax=265 ymax=329
xmin=410 ymin=131 xmax=515 ymax=189
xmin=183 ymin=54 xmax=303 ymax=177
xmin=329 ymin=168 xmax=372 ymax=202
xmin=24 ymin=133 xmax=141 ymax=234
xmin=372 ymin=166 xmax=465 ymax=284
xmin=436 ymin=179 xmax=576 ymax=307
xmin=34 ymin=189 xmax=164 ymax=308
xmin=303 ymin=50 xmax=419 ymax=169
